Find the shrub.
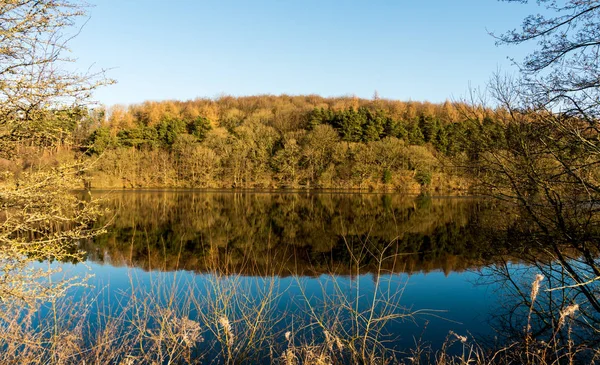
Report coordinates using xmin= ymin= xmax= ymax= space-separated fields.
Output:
xmin=415 ymin=170 xmax=432 ymax=186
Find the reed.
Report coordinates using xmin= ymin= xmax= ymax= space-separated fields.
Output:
xmin=0 ymin=236 xmax=598 ymax=364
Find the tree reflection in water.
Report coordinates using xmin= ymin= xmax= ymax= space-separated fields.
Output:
xmin=75 ymin=191 xmax=600 ymax=362
xmin=85 ymin=191 xmax=513 ymax=276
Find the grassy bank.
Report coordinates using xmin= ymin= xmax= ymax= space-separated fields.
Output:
xmin=0 ymin=243 xmax=596 ymax=365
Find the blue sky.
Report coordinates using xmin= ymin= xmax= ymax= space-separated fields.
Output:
xmin=69 ymin=1 xmax=541 ymax=106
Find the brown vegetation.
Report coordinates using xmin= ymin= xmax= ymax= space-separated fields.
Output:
xmin=80 ymin=95 xmax=484 ymax=192
xmin=82 ymin=191 xmax=516 ymax=276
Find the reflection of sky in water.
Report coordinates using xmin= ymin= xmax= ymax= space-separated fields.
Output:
xmin=36 ymin=192 xmax=523 ymax=358
xmin=28 ymin=192 xmax=599 ymax=362
xmin=55 ymin=261 xmax=502 ymax=354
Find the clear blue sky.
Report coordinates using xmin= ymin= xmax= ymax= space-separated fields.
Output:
xmin=69 ymin=0 xmax=540 ymax=107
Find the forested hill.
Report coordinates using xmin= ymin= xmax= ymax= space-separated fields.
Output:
xmin=77 ymin=95 xmax=506 ymax=191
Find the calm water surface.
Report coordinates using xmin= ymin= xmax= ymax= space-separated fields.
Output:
xmin=65 ymin=191 xmax=527 ymax=355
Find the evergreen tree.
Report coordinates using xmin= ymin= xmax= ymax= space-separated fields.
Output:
xmin=187 ymin=116 xmax=212 ymax=142
xmin=361 ymin=109 xmax=385 ymax=142
xmin=434 ymin=127 xmax=449 ymax=154
xmin=419 ymin=115 xmax=440 ymax=143
xmin=408 ymin=123 xmax=425 ymax=145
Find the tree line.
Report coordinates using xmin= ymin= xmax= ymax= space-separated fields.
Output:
xmin=69 ymin=95 xmax=512 ymax=191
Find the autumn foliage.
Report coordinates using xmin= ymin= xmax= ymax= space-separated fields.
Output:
xmin=76 ymin=95 xmax=505 ymax=191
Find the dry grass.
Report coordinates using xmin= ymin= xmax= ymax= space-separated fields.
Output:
xmin=1 ymin=186 xmax=599 ymax=364
xmin=0 ymin=254 xmax=599 ymax=364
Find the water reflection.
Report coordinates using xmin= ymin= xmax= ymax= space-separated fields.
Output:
xmin=482 ymin=259 xmax=600 ymax=362
xmin=67 ymin=191 xmax=599 ymax=363
xmin=85 ymin=191 xmax=514 ymax=275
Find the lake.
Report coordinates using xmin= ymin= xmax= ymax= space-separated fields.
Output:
xmin=55 ymin=191 xmax=551 ymax=363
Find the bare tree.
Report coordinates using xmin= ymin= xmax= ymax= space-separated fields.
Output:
xmin=487 ymin=0 xmax=600 ymax=258
xmin=494 ymin=0 xmax=600 ymax=119
xmin=0 ymin=0 xmax=112 ymax=148
xmin=461 ymin=1 xmax=600 ymax=359
xmin=0 ymin=0 xmax=110 ymax=305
